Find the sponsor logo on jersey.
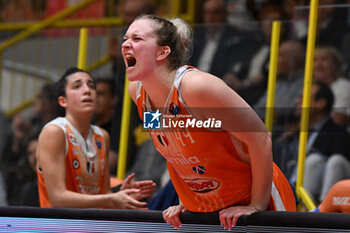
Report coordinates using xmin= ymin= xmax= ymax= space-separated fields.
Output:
xmin=76 ymin=176 xmax=101 ymax=194
xmin=333 ymin=196 xmax=350 ymax=205
xmin=192 ymin=165 xmax=206 ymax=175
xmin=78 ymin=184 xmax=101 ymax=194
xmin=185 ymin=178 xmax=220 ymax=193
xmin=168 ymin=154 xmax=200 ymax=165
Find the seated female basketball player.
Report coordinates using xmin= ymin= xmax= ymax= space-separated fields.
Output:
xmin=36 ymin=67 xmax=156 ymax=209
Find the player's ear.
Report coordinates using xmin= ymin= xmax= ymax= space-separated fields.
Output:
xmin=58 ymin=96 xmax=67 ymax=108
xmin=156 ymin=46 xmax=171 ymax=61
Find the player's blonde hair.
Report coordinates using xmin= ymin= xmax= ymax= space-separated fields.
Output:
xmin=136 ymin=15 xmax=193 ymax=70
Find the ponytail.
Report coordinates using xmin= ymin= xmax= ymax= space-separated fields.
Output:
xmin=169 ymin=18 xmax=193 ymax=66
xmin=136 ymin=15 xmax=193 ymax=70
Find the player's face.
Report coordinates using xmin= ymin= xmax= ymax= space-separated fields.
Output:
xmin=122 ymin=19 xmax=161 ymax=81
xmin=62 ymin=72 xmax=96 ymax=114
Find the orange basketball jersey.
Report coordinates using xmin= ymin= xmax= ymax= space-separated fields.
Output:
xmin=37 ymin=117 xmax=107 ymax=207
xmin=136 ymin=65 xmax=296 ymax=212
xmin=319 ymin=180 xmax=350 ymax=213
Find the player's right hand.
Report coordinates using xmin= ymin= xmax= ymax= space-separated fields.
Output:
xmin=110 ymin=189 xmax=148 ymax=210
xmin=120 ymin=173 xmax=156 ymax=200
xmin=163 ymin=204 xmax=187 ymax=229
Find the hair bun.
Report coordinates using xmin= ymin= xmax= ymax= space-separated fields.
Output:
xmin=169 ymin=18 xmax=193 ymax=64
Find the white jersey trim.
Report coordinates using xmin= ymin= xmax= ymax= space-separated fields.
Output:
xmin=271 ymin=182 xmax=286 ymax=211
xmin=44 ymin=117 xmax=104 ymax=157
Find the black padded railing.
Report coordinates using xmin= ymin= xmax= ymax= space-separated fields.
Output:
xmin=0 ymin=207 xmax=349 ymax=232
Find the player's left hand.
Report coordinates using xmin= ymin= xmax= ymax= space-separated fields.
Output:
xmin=120 ymin=173 xmax=156 ymax=200
xmin=219 ymin=205 xmax=259 ymax=231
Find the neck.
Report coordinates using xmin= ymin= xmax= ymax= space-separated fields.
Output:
xmin=142 ymin=67 xmax=177 ymax=108
xmin=65 ymin=113 xmax=92 ymax=139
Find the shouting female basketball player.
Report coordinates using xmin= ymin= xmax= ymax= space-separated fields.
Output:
xmin=122 ymin=15 xmax=296 ymax=230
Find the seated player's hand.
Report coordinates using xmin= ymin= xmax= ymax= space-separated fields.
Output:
xmin=163 ymin=204 xmax=187 ymax=229
xmin=120 ymin=173 xmax=156 ymax=200
xmin=219 ymin=205 xmax=259 ymax=231
xmin=110 ymin=189 xmax=148 ymax=210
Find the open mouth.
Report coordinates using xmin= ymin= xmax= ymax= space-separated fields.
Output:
xmin=82 ymin=99 xmax=93 ymax=103
xmin=126 ymin=55 xmax=136 ymax=68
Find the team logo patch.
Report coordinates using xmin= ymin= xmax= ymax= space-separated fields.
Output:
xmin=143 ymin=110 xmax=161 ymax=129
xmin=169 ymin=102 xmax=179 ymax=116
xmin=184 ymin=178 xmax=220 ymax=193
xmin=73 ymin=159 xmax=80 ymax=169
xmin=69 ymin=134 xmax=78 ymax=145
xmin=192 ymin=165 xmax=206 ymax=175
xmin=95 ymin=140 xmax=101 ymax=149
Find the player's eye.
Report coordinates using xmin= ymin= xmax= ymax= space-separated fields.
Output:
xmin=73 ymin=84 xmax=81 ymax=89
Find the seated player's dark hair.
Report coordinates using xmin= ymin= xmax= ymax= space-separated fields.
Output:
xmin=55 ymin=67 xmax=95 ymax=97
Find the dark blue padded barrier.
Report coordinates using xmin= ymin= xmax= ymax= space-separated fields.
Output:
xmin=0 ymin=207 xmax=349 ymax=232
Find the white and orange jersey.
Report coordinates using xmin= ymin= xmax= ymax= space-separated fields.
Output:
xmin=136 ymin=65 xmax=296 ymax=212
xmin=37 ymin=117 xmax=107 ymax=207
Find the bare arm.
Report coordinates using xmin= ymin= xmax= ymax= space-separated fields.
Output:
xmin=36 ymin=125 xmax=147 ymax=209
xmin=162 ymin=71 xmax=273 ymax=230
xmin=181 ymin=71 xmax=272 ymax=228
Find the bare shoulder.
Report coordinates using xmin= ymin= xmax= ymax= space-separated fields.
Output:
xmin=182 ymin=70 xmax=227 ymax=92
xmin=181 ymin=70 xmax=268 ymax=137
xmin=37 ymin=124 xmax=66 ymax=163
xmin=128 ymin=81 xmax=138 ymax=103
xmin=181 ymin=70 xmax=244 ymax=108
xmin=39 ymin=124 xmax=65 ymax=140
